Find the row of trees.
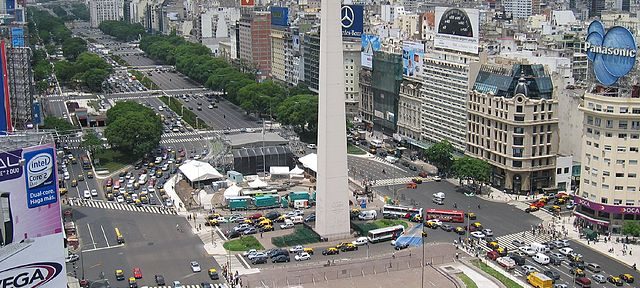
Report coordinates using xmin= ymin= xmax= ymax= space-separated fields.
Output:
xmin=55 ymin=53 xmax=112 ymax=92
xmin=98 ymin=21 xmax=145 ymax=42
xmin=424 ymin=140 xmax=491 ymax=193
xmin=139 ymin=35 xmax=319 ymax=141
xmin=51 ymin=4 xmax=89 ymax=21
xmin=105 ymin=102 xmax=163 ymax=157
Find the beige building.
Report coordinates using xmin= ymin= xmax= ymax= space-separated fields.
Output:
xmin=574 ymin=88 xmax=640 ymax=233
xmin=344 ymin=39 xmax=361 ymax=118
xmin=466 ymin=64 xmax=559 ymax=194
xmin=89 ymin=0 xmax=123 ymax=28
xmin=397 ymin=79 xmax=422 ymax=141
xmin=270 ymin=28 xmax=288 ymax=83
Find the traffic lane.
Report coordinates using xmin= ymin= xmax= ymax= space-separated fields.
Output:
xmin=348 ymin=156 xmax=414 ymax=181
xmin=186 ymin=94 xmax=258 ymax=129
xmin=569 ymin=239 xmax=640 ymax=280
xmin=120 ymin=55 xmax=157 ymax=67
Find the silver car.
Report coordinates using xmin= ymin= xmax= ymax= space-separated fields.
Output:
xmin=591 ymin=274 xmax=606 ymax=283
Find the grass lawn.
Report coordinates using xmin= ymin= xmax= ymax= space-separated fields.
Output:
xmin=93 ymin=149 xmax=136 ymax=172
xmin=347 ymin=143 xmax=366 ymax=155
xmin=456 ymin=273 xmax=478 ymax=288
xmin=272 ymin=226 xmax=321 ymax=247
xmin=471 ymin=260 xmax=523 ymax=288
xmin=352 ymin=219 xmax=409 ymax=235
xmin=223 ymin=236 xmax=264 ymax=251
xmin=159 ymin=96 xmax=209 ymax=129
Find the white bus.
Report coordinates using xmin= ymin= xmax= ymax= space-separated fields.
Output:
xmin=367 ymin=225 xmax=405 ymax=243
xmin=382 ymin=205 xmax=423 ymax=220
xmin=138 ymin=174 xmax=148 ymax=185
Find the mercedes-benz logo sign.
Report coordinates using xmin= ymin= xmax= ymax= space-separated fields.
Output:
xmin=341 ymin=6 xmax=354 ymax=28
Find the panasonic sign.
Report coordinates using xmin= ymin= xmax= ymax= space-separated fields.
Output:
xmin=584 ymin=20 xmax=638 ymax=86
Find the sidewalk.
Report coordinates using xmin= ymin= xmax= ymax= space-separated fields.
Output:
xmin=552 ymin=215 xmax=638 ymax=268
xmin=451 ymin=263 xmax=500 ymax=288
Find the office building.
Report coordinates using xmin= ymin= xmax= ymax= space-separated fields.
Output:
xmin=466 ymin=64 xmax=559 ymax=194
xmin=397 ymin=78 xmax=422 ymax=141
xmin=238 ymin=11 xmax=271 ymax=80
xmin=503 ymin=0 xmax=533 ymax=18
xmin=303 ymin=32 xmax=320 ymax=91
xmin=270 ymin=27 xmax=292 ymax=84
xmin=575 ymin=86 xmax=640 ymax=233
xmin=89 ymin=0 xmax=123 ymax=28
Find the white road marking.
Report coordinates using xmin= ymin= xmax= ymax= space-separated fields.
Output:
xmin=87 ymin=223 xmax=97 ymax=249
xmin=101 ymin=225 xmax=110 ymax=247
xmin=82 ymin=244 xmax=125 ymax=253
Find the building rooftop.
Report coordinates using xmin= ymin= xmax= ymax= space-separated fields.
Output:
xmin=473 ymin=64 xmax=553 ymax=99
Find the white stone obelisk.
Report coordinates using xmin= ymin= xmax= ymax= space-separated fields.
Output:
xmin=315 ymin=0 xmax=351 ymax=240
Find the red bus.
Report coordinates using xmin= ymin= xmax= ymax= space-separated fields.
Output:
xmin=425 ymin=208 xmax=465 ymax=223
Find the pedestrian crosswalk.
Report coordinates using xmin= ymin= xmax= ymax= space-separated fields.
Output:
xmin=67 ymin=198 xmax=177 ymax=215
xmin=146 ymin=284 xmax=229 ymax=288
xmin=162 ymin=131 xmax=201 ymax=138
xmin=370 ymin=177 xmax=419 ymax=187
xmin=491 ymin=231 xmax=555 ymax=251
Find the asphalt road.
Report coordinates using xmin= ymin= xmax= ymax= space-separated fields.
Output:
xmin=147 ymin=69 xmax=202 ymax=90
xmin=173 ymin=94 xmax=260 ymax=130
xmin=120 ymin=55 xmax=158 ymax=67
xmin=71 ymin=206 xmax=222 ymax=287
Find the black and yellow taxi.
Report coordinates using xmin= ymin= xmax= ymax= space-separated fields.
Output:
xmin=465 ymin=212 xmax=476 ymax=220
xmin=620 ymin=273 xmax=634 ymax=283
xmin=335 ymin=242 xmax=350 ymax=249
xmin=208 ymin=268 xmax=219 ymax=280
xmin=411 ymin=214 xmax=423 ymax=223
xmin=549 ymin=205 xmax=561 ymax=212
xmin=60 ymin=187 xmax=68 ymax=195
xmin=205 ymin=219 xmax=219 ymax=226
xmin=525 ymin=205 xmax=540 ymax=213
xmin=425 ymin=221 xmax=439 ymax=229
xmin=87 ymin=171 xmax=94 ymax=178
xmin=422 ymin=231 xmax=428 ymax=237
xmin=495 ymin=247 xmax=508 ymax=257
xmin=554 ymin=198 xmax=566 ymax=205
xmin=128 ymin=277 xmax=137 ymax=288
xmin=115 ymin=269 xmax=125 ymax=281
xmin=71 ymin=179 xmax=78 ymax=187
xmin=106 ymin=193 xmax=114 ymax=201
xmin=134 ymin=199 xmax=142 ymax=207
xmin=258 ymin=219 xmax=272 ymax=227
xmin=340 ymin=243 xmax=358 ymax=252
xmin=303 ymin=247 xmax=314 ymax=255
xmin=260 ymin=225 xmax=274 ymax=232
xmin=243 ymin=219 xmax=253 ymax=224
xmin=275 ymin=215 xmax=288 ymax=222
xmin=570 ymin=267 xmax=585 ymax=277
xmin=78 ymin=174 xmax=84 ymax=181
xmin=455 ymin=226 xmax=466 ymax=235
xmin=487 ymin=241 xmax=499 ymax=249
xmin=322 ymin=247 xmax=340 ymax=255
xmin=607 ymin=275 xmax=624 ymax=286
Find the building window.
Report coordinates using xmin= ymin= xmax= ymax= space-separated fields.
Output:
xmin=513 ymin=160 xmax=522 ymax=167
xmin=602 ymin=184 xmax=609 ymax=189
xmin=516 ymin=105 xmax=523 ymax=113
xmin=514 ymin=115 xmax=525 ymax=122
xmin=603 ymin=171 xmax=610 ymax=176
xmin=630 ymin=160 xmax=638 ymax=165
xmin=629 ymin=173 xmax=637 ymax=178
xmin=616 ymin=173 xmax=625 ymax=177
xmin=619 ymin=133 xmax=628 ymax=139
xmin=621 ymin=107 xmax=629 ymax=113
xmin=626 ymin=200 xmax=635 ymax=206
xmin=557 ymin=168 xmax=562 ymax=174
xmin=631 ymin=147 xmax=639 ymax=152
xmin=614 ymin=199 xmax=623 ymax=205
xmin=606 ymin=120 xmax=613 ymax=128
xmin=514 ymin=127 xmax=524 ymax=134
xmin=618 ymin=146 xmax=627 ymax=152
xmin=620 ymin=121 xmax=628 ymax=129
xmin=564 ymin=167 xmax=569 ymax=173
xmin=615 ymin=186 xmax=624 ymax=191
xmin=601 ymin=197 xmax=608 ymax=203
xmin=628 ymin=187 xmax=637 ymax=192
xmin=587 ymin=116 xmax=593 ymax=125
xmin=513 ymin=148 xmax=523 ymax=157
xmin=513 ymin=137 xmax=524 ymax=145
xmin=617 ymin=160 xmax=626 ymax=165
xmin=605 ymin=145 xmax=612 ymax=151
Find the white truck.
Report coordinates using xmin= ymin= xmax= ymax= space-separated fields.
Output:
xmin=497 ymin=257 xmax=516 ymax=270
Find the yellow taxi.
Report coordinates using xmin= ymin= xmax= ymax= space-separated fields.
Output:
xmin=59 ymin=188 xmax=68 ymax=195
xmin=134 ymin=199 xmax=142 ymax=207
xmin=425 ymin=221 xmax=438 ymax=229
xmin=571 ymin=268 xmax=585 ymax=277
xmin=258 ymin=219 xmax=272 ymax=227
xmin=211 ymin=213 xmax=222 ymax=218
xmin=465 ymin=212 xmax=476 ymax=220
xmin=322 ymin=247 xmax=340 ymax=255
xmin=87 ymin=171 xmax=94 ymax=178
xmin=275 ymin=215 xmax=288 ymax=222
xmin=608 ymin=275 xmax=624 ymax=286
xmin=495 ymin=247 xmax=507 ymax=257
xmin=471 ymin=222 xmax=483 ymax=229
xmin=128 ymin=277 xmax=138 ymax=288
xmin=260 ymin=225 xmax=274 ymax=232
xmin=412 ymin=214 xmax=422 ymax=222
xmin=526 ymin=205 xmax=540 ymax=212
xmin=106 ymin=193 xmax=114 ymax=201
xmin=455 ymin=227 xmax=466 ymax=235
xmin=208 ymin=268 xmax=219 ymax=280
xmin=243 ymin=219 xmax=253 ymax=224
xmin=71 ymin=179 xmax=78 ymax=187
xmin=205 ymin=219 xmax=219 ymax=226
xmin=549 ymin=205 xmax=561 ymax=212
xmin=340 ymin=243 xmax=358 ymax=252
xmin=487 ymin=241 xmax=499 ymax=249
xmin=256 ymin=216 xmax=267 ymax=222
xmin=335 ymin=242 xmax=350 ymax=249
xmin=303 ymin=247 xmax=314 ymax=255
xmin=422 ymin=231 xmax=428 ymax=237
xmin=620 ymin=273 xmax=634 ymax=283
xmin=106 ymin=186 xmax=112 ymax=193
xmin=115 ymin=269 xmax=125 ymax=280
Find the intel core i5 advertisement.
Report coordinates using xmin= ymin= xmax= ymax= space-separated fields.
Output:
xmin=0 ymin=143 xmax=66 ymax=287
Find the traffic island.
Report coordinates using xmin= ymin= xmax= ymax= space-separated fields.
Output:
xmin=223 ymin=236 xmax=264 ymax=251
xmin=470 ymin=259 xmax=524 ymax=288
xmin=271 ymin=226 xmax=321 ymax=247
xmin=455 ymin=272 xmax=478 ymax=288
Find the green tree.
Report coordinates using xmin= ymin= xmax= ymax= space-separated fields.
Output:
xmin=451 ymin=156 xmax=491 ymax=193
xmin=622 ymin=221 xmax=640 ymax=237
xmin=106 ymin=101 xmax=154 ymax=124
xmin=98 ymin=20 xmax=145 ymax=42
xmin=104 ymin=103 xmax=162 ymax=157
xmin=42 ymin=116 xmax=76 ymax=135
xmin=275 ymin=94 xmax=318 ymax=141
xmin=424 ymin=140 xmax=454 ymax=174
xmin=81 ymin=130 xmax=103 ymax=156
xmin=62 ymin=37 xmax=87 ymax=61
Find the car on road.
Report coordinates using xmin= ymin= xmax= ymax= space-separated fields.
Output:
xmin=172 ymin=281 xmax=183 ymax=288
xmin=128 ymin=277 xmax=137 ymax=288
xmin=340 ymin=243 xmax=358 ymax=252
xmin=553 ymin=284 xmax=568 ymax=288
xmin=208 ymin=105 xmax=213 ymax=109
xmin=234 ymin=223 xmax=252 ymax=232
xmin=243 ymin=249 xmax=258 ymax=257
xmin=190 ymin=261 xmax=201 ymax=272
xmin=154 ymin=275 xmax=165 ymax=285
xmin=395 ymin=242 xmax=410 ymax=250
xmin=132 ymin=267 xmax=142 ymax=279
xmin=352 ymin=237 xmax=368 ymax=246
xmin=470 ymin=231 xmax=485 ymax=239
xmin=322 ymin=248 xmax=340 ymax=255
xmin=521 ymin=265 xmax=538 ymax=275
xmin=591 ymin=274 xmax=606 ymax=283
xmin=248 ymin=252 xmax=267 ymax=261
xmin=512 ymin=239 xmax=526 ymax=247
xmin=272 ymin=255 xmax=290 ymax=263
xmin=432 ymin=175 xmax=441 ymax=181
xmin=620 ymin=273 xmax=634 ymax=283
xmin=200 ymin=283 xmax=213 ymax=288
xmin=441 ymin=224 xmax=454 ymax=232
xmin=207 ymin=269 xmax=219 ymax=280
xmin=243 ymin=227 xmax=257 ymax=235
xmin=116 ymin=195 xmax=125 ymax=203
xmin=426 ymin=219 xmax=442 ymax=227
xmin=90 ymin=189 xmax=98 ymax=197
xmin=558 ymin=247 xmax=573 ymax=256
xmin=290 ymin=245 xmax=305 ymax=253
xmin=518 ymin=246 xmax=536 ymax=256
xmin=481 ymin=229 xmax=494 ymax=237
xmin=608 ymin=275 xmax=624 ymax=286
xmin=295 ymin=252 xmax=311 ymax=261
xmin=544 ymin=270 xmax=560 ymax=280
xmin=83 ymin=190 xmax=91 ymax=199
xmin=65 ymin=254 xmax=79 ymax=263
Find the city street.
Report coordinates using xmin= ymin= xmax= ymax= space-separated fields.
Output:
xmin=173 ymin=94 xmax=261 ymax=130
xmin=147 ymin=69 xmax=202 ymax=91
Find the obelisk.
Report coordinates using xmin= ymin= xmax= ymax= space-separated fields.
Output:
xmin=314 ymin=0 xmax=351 ymax=240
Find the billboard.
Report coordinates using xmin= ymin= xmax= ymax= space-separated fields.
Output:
xmin=11 ymin=27 xmax=24 ymax=48
xmin=402 ymin=41 xmax=424 ymax=77
xmin=585 ymin=20 xmax=637 ymax=86
xmin=0 ymin=41 xmax=11 ymax=135
xmin=270 ymin=7 xmax=289 ymax=27
xmin=434 ymin=7 xmax=480 ymax=54
xmin=239 ymin=0 xmax=254 ymax=7
xmin=32 ymin=102 xmax=42 ymax=126
xmin=341 ymin=5 xmax=363 ymax=38
xmin=361 ymin=34 xmax=381 ymax=69
xmin=0 ymin=143 xmax=66 ymax=287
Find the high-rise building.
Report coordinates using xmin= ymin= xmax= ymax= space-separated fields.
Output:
xmin=503 ymin=0 xmax=533 ymax=18
xmin=590 ymin=0 xmax=605 ymax=17
xmin=466 ymin=64 xmax=559 ymax=194
xmin=575 ymin=86 xmax=640 ymax=233
xmin=89 ymin=0 xmax=123 ymax=28
xmin=270 ymin=27 xmax=292 ymax=84
xmin=303 ymin=32 xmax=320 ymax=91
xmin=238 ymin=11 xmax=271 ymax=80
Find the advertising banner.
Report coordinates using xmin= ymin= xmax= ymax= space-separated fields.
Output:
xmin=270 ymin=7 xmax=289 ymax=27
xmin=402 ymin=41 xmax=424 ymax=77
xmin=585 ymin=20 xmax=637 ymax=86
xmin=239 ymin=0 xmax=254 ymax=7
xmin=0 ymin=41 xmax=12 ymax=135
xmin=574 ymin=195 xmax=640 ymax=215
xmin=11 ymin=27 xmax=24 ymax=48
xmin=0 ymin=143 xmax=66 ymax=287
xmin=434 ymin=7 xmax=480 ymax=54
xmin=32 ymin=102 xmax=42 ymax=126
xmin=361 ymin=34 xmax=381 ymax=69
xmin=341 ymin=5 xmax=363 ymax=38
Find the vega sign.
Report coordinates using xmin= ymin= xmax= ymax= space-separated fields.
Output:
xmin=585 ymin=20 xmax=637 ymax=86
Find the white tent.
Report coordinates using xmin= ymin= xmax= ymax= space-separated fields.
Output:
xmin=270 ymin=166 xmax=290 ymax=175
xmin=289 ymin=166 xmax=304 ymax=175
xmin=248 ymin=178 xmax=268 ymax=188
xmin=223 ymin=185 xmax=243 ymax=198
xmin=178 ymin=160 xmax=224 ymax=182
xmin=298 ymin=153 xmax=317 ymax=173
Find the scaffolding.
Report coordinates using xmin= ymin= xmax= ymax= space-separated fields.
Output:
xmin=6 ymin=45 xmax=34 ymax=130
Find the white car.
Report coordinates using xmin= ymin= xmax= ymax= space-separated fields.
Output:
xmin=247 ymin=252 xmax=267 ymax=260
xmin=352 ymin=237 xmax=368 ymax=246
xmin=90 ymin=189 xmax=98 ymax=197
xmin=116 ymin=195 xmax=125 ymax=203
xmin=306 ymin=144 xmax=317 ymax=149
xmin=190 ymin=261 xmax=201 ymax=272
xmin=83 ymin=190 xmax=91 ymax=199
xmin=433 ymin=176 xmax=442 ymax=181
xmin=294 ymin=252 xmax=311 ymax=261
xmin=558 ymin=247 xmax=573 ymax=256
xmin=242 ymin=249 xmax=258 ymax=257
xmin=470 ymin=231 xmax=485 ymax=239
xmin=432 ymin=192 xmax=445 ymax=199
xmin=426 ymin=219 xmax=442 ymax=226
xmin=289 ymin=245 xmax=305 ymax=253
xmin=518 ymin=246 xmax=536 ymax=256
xmin=482 ymin=229 xmax=494 ymax=237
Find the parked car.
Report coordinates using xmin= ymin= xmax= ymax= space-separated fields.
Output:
xmin=271 ymin=255 xmax=290 ymax=263
xmin=294 ymin=252 xmax=311 ymax=261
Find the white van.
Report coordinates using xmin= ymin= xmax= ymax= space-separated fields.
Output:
xmin=280 ymin=219 xmax=294 ymax=229
xmin=358 ymin=210 xmax=378 ymax=220
xmin=533 ymin=253 xmax=550 ymax=265
xmin=370 ymin=139 xmax=383 ymax=148
xmin=291 ymin=216 xmax=304 ymax=224
xmin=530 ymin=242 xmax=550 ymax=253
